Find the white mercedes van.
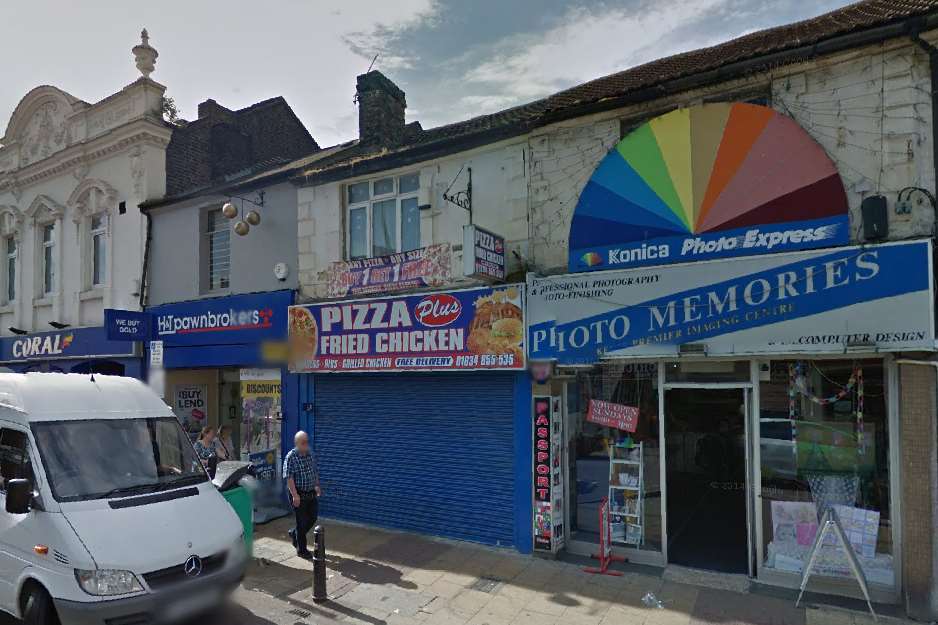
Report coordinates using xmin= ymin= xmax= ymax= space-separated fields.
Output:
xmin=0 ymin=373 xmax=247 ymax=624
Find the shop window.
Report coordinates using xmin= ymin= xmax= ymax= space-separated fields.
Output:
xmin=665 ymin=359 xmax=750 ymax=383
xmin=569 ymin=362 xmax=661 ymax=552
xmin=759 ymin=359 xmax=893 ymax=587
xmin=346 ymin=173 xmax=420 ymax=259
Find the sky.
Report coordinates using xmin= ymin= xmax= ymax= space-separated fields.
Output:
xmin=1 ymin=0 xmax=855 ymax=148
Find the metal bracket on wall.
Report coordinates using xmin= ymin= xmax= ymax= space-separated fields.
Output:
xmin=443 ymin=166 xmax=472 ymax=223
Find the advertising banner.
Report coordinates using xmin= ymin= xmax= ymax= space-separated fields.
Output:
xmin=463 ymin=225 xmax=506 ymax=281
xmin=148 ymin=290 xmax=292 ymax=347
xmin=104 ymin=309 xmax=150 ymax=341
xmin=289 ymin=285 xmax=525 ymax=372
xmin=586 ymin=399 xmax=639 ymax=432
xmin=239 ymin=368 xmax=281 ymax=458
xmin=567 ymin=103 xmax=850 ymax=272
xmin=325 ymin=243 xmax=452 ymax=298
xmin=173 ymin=384 xmax=208 ymax=433
xmin=0 ymin=326 xmax=136 ymax=363
xmin=533 ymin=395 xmax=564 ymax=552
xmin=528 ymin=240 xmax=934 ymax=363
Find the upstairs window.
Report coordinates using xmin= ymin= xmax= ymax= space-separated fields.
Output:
xmin=90 ymin=214 xmax=107 ymax=287
xmin=205 ymin=208 xmax=230 ymax=291
xmin=41 ymin=223 xmax=55 ymax=295
xmin=4 ymin=236 xmax=15 ymax=304
xmin=347 ymin=173 xmax=420 ymax=260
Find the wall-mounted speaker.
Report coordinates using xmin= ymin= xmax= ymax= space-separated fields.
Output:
xmin=861 ymin=195 xmax=888 ymax=241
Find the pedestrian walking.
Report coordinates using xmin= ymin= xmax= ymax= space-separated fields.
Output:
xmin=283 ymin=430 xmax=320 ymax=559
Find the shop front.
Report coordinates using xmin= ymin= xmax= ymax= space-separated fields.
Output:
xmin=146 ymin=289 xmax=295 ymax=521
xmin=522 ymin=101 xmax=938 ymax=600
xmin=526 ymin=239 xmax=934 ymax=600
xmin=0 ymin=326 xmax=142 ymax=377
xmin=289 ymin=285 xmax=533 ymax=551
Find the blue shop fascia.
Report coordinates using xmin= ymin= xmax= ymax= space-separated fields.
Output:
xmin=0 ymin=326 xmax=143 ymax=378
xmin=144 ymin=290 xmax=298 ymax=464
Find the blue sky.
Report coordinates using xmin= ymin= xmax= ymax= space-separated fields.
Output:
xmin=1 ymin=0 xmax=853 ymax=147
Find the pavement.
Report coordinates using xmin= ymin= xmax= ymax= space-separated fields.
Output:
xmin=218 ymin=517 xmax=921 ymax=625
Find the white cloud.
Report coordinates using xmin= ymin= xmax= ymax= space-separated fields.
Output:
xmin=461 ymin=0 xmax=735 ymax=106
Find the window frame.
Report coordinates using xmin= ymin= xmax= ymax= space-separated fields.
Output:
xmin=89 ymin=213 xmax=107 ymax=288
xmin=4 ymin=235 xmax=16 ymax=304
xmin=204 ymin=207 xmax=231 ymax=292
xmin=40 ymin=222 xmax=56 ymax=296
xmin=346 ymin=173 xmax=421 ymax=260
xmin=0 ymin=426 xmax=36 ymax=493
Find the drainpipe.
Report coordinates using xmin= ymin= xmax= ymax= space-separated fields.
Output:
xmin=138 ymin=209 xmax=152 ymax=310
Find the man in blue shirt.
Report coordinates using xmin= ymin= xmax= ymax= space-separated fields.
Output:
xmin=283 ymin=430 xmax=321 ymax=558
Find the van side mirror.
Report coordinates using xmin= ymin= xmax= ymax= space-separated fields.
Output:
xmin=6 ymin=479 xmax=32 ymax=514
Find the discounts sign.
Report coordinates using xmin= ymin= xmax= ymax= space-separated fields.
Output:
xmin=586 ymin=399 xmax=639 ymax=432
xmin=289 ymin=286 xmax=525 ymax=372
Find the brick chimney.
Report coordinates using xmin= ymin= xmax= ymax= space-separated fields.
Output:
xmin=197 ymin=99 xmax=234 ymax=124
xmin=356 ymin=71 xmax=406 ymax=148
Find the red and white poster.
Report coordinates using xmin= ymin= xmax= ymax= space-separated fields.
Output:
xmin=586 ymin=399 xmax=639 ymax=432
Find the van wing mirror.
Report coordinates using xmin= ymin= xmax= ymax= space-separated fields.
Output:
xmin=5 ymin=478 xmax=32 ymax=514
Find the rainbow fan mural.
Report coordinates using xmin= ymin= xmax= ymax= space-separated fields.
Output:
xmin=569 ymin=103 xmax=849 ymax=272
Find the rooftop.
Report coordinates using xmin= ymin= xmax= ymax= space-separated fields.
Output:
xmin=296 ymin=0 xmax=938 ymax=182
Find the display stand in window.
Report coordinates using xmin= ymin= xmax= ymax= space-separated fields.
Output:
xmin=608 ymin=440 xmax=644 ymax=546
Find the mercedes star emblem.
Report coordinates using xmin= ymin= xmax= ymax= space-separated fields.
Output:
xmin=184 ymin=555 xmax=203 ymax=578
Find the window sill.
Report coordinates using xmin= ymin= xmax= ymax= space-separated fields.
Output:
xmin=0 ymin=304 xmax=14 ymax=315
xmin=79 ymin=288 xmax=105 ymax=301
xmin=33 ymin=297 xmax=53 ymax=308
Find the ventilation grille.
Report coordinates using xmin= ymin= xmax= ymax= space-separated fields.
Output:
xmin=53 ymin=550 xmax=69 ymax=566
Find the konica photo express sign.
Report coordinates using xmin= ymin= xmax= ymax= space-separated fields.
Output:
xmin=568 ymin=103 xmax=850 ymax=272
xmin=288 ymin=285 xmax=525 ymax=372
xmin=529 ymin=240 xmax=934 ymax=363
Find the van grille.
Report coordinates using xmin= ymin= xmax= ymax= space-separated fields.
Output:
xmin=142 ymin=552 xmax=227 ymax=590
xmin=52 ymin=550 xmax=69 ymax=565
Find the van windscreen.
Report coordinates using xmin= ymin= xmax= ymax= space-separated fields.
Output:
xmin=31 ymin=417 xmax=208 ymax=502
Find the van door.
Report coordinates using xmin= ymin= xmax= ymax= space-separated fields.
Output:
xmin=0 ymin=427 xmax=38 ymax=613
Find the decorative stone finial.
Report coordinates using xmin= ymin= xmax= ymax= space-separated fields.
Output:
xmin=132 ymin=28 xmax=158 ymax=78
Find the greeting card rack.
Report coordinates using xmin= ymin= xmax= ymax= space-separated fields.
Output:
xmin=608 ymin=440 xmax=644 ymax=546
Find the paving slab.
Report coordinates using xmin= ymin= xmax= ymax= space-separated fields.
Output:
xmin=241 ymin=518 xmax=917 ymax=625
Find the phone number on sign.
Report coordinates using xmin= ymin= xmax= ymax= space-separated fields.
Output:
xmin=299 ymin=352 xmax=520 ymax=371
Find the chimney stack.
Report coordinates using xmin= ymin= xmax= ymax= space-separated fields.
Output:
xmin=356 ymin=71 xmax=406 ymax=148
xmin=198 ymin=99 xmax=234 ymax=123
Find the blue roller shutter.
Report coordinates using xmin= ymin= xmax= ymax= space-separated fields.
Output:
xmin=313 ymin=372 xmax=516 ymax=547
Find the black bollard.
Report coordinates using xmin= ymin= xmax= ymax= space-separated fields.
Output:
xmin=312 ymin=525 xmax=328 ymax=603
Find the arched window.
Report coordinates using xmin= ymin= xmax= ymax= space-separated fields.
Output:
xmin=0 ymin=207 xmax=23 ymax=305
xmin=69 ymin=180 xmax=117 ymax=291
xmin=25 ymin=195 xmax=64 ymax=299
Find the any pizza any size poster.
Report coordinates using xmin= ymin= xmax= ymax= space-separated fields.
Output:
xmin=288 ymin=285 xmax=525 ymax=372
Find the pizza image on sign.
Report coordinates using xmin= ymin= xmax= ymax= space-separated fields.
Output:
xmin=288 ymin=307 xmax=318 ymax=365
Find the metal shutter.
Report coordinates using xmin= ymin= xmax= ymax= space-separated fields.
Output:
xmin=314 ymin=372 xmax=516 ymax=547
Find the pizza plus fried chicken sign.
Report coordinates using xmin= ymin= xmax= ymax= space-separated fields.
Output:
xmin=288 ymin=286 xmax=525 ymax=372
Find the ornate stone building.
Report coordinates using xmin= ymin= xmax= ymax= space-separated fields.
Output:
xmin=0 ymin=31 xmax=171 ymax=375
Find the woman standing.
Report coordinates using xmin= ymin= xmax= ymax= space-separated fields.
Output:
xmin=194 ymin=426 xmax=218 ymax=476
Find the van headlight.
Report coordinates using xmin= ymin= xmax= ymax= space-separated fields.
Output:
xmin=75 ymin=569 xmax=144 ymax=596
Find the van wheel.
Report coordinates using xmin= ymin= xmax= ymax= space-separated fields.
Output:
xmin=22 ymin=586 xmax=60 ymax=625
